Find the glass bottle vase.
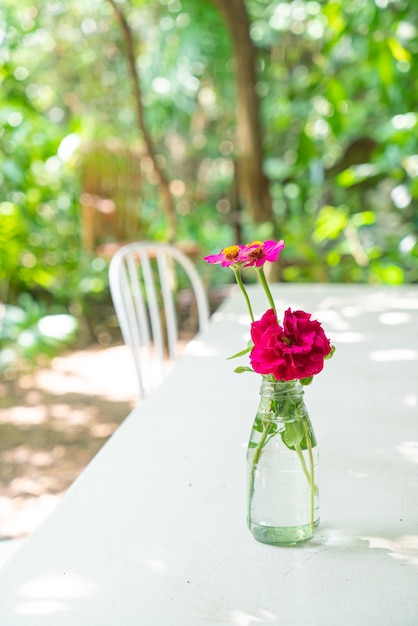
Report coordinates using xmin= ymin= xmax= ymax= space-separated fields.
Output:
xmin=247 ymin=378 xmax=319 ymax=545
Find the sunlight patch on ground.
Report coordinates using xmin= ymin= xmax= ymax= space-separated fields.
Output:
xmin=362 ymin=534 xmax=418 ymax=565
xmin=403 ymin=394 xmax=417 ymax=407
xmin=229 ymin=608 xmax=278 ymax=626
xmin=379 ymin=311 xmax=411 ymax=325
xmin=369 ymin=349 xmax=418 ymax=362
xmin=0 ymin=343 xmax=137 ymax=540
xmin=0 ymin=406 xmax=47 ymax=426
xmin=396 ymin=441 xmax=418 ymax=464
xmin=328 ymin=331 xmax=365 ymax=343
xmin=0 ymin=493 xmax=62 ymax=538
xmin=15 ymin=572 xmax=102 ymax=616
xmin=33 ymin=345 xmax=138 ymax=403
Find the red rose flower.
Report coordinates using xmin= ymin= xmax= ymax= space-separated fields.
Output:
xmin=250 ymin=308 xmax=332 ymax=381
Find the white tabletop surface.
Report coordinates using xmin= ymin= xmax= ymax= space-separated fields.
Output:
xmin=0 ymin=283 xmax=417 ymax=625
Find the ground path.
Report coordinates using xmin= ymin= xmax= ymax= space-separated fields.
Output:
xmin=0 ymin=343 xmax=137 ymax=543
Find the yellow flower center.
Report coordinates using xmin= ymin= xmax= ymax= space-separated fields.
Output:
xmin=222 ymin=245 xmax=240 ymax=260
xmin=246 ymin=240 xmax=264 ymax=259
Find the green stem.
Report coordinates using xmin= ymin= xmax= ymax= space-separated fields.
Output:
xmin=302 ymin=420 xmax=316 ymax=532
xmin=248 ymin=419 xmax=270 ymax=519
xmin=256 ymin=266 xmax=277 ymax=318
xmin=294 ymin=442 xmax=312 ymax=490
xmin=233 ymin=268 xmax=254 ymax=322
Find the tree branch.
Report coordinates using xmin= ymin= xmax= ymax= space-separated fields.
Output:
xmin=107 ymin=0 xmax=177 ymax=241
xmin=211 ymin=0 xmax=273 ymax=224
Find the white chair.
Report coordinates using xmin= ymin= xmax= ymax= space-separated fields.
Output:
xmin=109 ymin=242 xmax=210 ymax=398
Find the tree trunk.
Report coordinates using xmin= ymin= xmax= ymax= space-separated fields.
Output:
xmin=108 ymin=0 xmax=177 ymax=241
xmin=212 ymin=0 xmax=273 ymax=224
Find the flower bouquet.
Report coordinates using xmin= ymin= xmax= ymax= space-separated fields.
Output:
xmin=205 ymin=240 xmax=334 ymax=545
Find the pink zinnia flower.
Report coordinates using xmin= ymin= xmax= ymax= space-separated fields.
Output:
xmin=239 ymin=239 xmax=285 ymax=267
xmin=204 ymin=245 xmax=245 ymax=267
xmin=250 ymin=308 xmax=332 ymax=381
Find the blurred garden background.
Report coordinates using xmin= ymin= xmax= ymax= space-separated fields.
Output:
xmin=1 ymin=0 xmax=417 ymax=541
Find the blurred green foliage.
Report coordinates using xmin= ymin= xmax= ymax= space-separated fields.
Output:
xmin=1 ymin=0 xmax=418 ymax=370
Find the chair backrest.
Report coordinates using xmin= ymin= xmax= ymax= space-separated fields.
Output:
xmin=109 ymin=242 xmax=210 ymax=398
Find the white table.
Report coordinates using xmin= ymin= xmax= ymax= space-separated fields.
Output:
xmin=1 ymin=284 xmax=417 ymax=625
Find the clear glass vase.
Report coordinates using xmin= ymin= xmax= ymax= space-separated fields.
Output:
xmin=247 ymin=377 xmax=319 ymax=545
